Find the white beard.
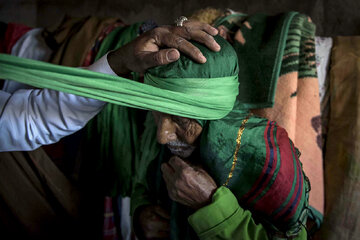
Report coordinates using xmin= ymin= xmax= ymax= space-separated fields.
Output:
xmin=166 ymin=141 xmax=196 ymax=158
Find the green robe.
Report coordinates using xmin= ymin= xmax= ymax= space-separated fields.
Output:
xmin=131 ymin=112 xmax=309 ymax=240
xmin=189 ymin=187 xmax=307 ymax=240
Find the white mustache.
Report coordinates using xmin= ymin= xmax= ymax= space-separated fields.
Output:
xmin=166 ymin=141 xmax=196 ymax=158
xmin=166 ymin=141 xmax=190 ymax=147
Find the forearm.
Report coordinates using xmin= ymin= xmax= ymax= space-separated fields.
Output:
xmin=189 ymin=187 xmax=307 ymax=240
xmin=0 ymin=54 xmax=115 ymax=151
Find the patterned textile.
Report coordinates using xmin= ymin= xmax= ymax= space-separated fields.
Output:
xmin=209 ymin=11 xmax=324 ymax=223
xmin=103 ymin=197 xmax=119 ymax=240
xmin=199 ymin=111 xmax=310 ymax=236
xmin=314 ymin=36 xmax=360 ymax=240
xmin=248 ymin=14 xmax=325 ymax=219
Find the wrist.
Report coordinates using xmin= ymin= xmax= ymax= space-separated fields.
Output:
xmin=107 ymin=48 xmax=131 ymax=76
xmin=195 ymin=186 xmax=218 ymax=210
xmin=205 ymin=186 xmax=218 ymax=204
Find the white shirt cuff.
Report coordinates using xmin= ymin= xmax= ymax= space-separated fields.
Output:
xmin=87 ymin=53 xmax=117 ymax=76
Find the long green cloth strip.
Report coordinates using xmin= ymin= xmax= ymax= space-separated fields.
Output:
xmin=144 ymin=73 xmax=239 ymax=98
xmin=0 ymin=53 xmax=238 ymax=120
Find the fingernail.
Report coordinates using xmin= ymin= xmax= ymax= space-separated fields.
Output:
xmin=167 ymin=50 xmax=179 ymax=61
xmin=211 ymin=27 xmax=219 ymax=35
xmin=199 ymin=53 xmax=206 ymax=63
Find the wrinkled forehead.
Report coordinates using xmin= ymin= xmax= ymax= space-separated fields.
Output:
xmin=153 ymin=111 xmax=204 ymax=128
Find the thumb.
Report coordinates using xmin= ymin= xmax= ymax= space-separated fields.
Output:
xmin=141 ymin=48 xmax=180 ymax=69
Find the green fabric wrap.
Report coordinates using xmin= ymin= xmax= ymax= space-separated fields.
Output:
xmin=0 ymin=52 xmax=237 ymax=119
xmin=144 ymin=74 xmax=238 ymax=108
xmin=144 ymin=35 xmax=239 ymax=117
xmin=146 ymin=35 xmax=239 ymax=79
xmin=145 ymin=35 xmax=239 ymax=127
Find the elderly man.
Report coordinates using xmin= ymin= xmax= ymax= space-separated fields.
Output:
xmin=0 ymin=21 xmax=220 ymax=151
xmin=131 ymin=35 xmax=309 ymax=240
xmin=0 ymin=17 xmax=310 ymax=239
xmin=0 ymin=20 xmax=220 ymax=240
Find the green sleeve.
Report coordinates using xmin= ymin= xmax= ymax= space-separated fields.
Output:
xmin=188 ymin=187 xmax=307 ymax=240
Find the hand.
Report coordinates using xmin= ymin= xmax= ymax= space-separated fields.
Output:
xmin=161 ymin=156 xmax=217 ymax=210
xmin=134 ymin=204 xmax=170 ymax=239
xmin=107 ymin=21 xmax=220 ymax=75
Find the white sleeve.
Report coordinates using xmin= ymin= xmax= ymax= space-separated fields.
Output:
xmin=0 ymin=54 xmax=117 ymax=152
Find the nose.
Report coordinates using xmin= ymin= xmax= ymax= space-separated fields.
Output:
xmin=156 ymin=115 xmax=177 ymax=145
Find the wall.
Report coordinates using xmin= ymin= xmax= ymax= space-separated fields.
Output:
xmin=0 ymin=0 xmax=359 ymax=36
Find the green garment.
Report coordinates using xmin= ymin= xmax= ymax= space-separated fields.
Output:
xmin=84 ymin=23 xmax=142 ymax=196
xmin=0 ymin=53 xmax=238 ymax=120
xmin=188 ymin=187 xmax=307 ymax=240
xmin=131 ymin=113 xmax=309 ymax=240
xmin=81 ymin=29 xmax=238 ymax=196
xmin=0 ymin=28 xmax=238 ymax=196
xmin=131 ymin=12 xmax=312 ymax=239
xmin=198 ymin=111 xmax=309 ymax=235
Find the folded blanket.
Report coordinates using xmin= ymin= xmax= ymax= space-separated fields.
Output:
xmin=215 ymin=11 xmax=324 ymax=221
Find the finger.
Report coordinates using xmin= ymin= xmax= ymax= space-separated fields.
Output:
xmin=182 ymin=21 xmax=218 ymax=36
xmin=161 ymin=162 xmax=175 ymax=174
xmin=159 ymin=33 xmax=206 ymax=63
xmin=154 ymin=205 xmax=171 ymax=219
xmin=217 ymin=26 xmax=228 ymax=39
xmin=168 ymin=156 xmax=189 ymax=169
xmin=138 ymin=48 xmax=180 ymax=70
xmin=201 ymin=23 xmax=219 ymax=36
xmin=161 ymin=162 xmax=175 ymax=183
xmin=187 ymin=30 xmax=220 ymax=51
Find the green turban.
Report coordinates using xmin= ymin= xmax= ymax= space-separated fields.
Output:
xmin=0 ymin=35 xmax=239 ymax=120
xmin=144 ymin=35 xmax=239 ymax=122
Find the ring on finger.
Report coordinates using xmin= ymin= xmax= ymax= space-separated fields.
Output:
xmin=174 ymin=16 xmax=188 ymax=27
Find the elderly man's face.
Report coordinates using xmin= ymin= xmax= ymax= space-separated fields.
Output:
xmin=152 ymin=111 xmax=203 ymax=158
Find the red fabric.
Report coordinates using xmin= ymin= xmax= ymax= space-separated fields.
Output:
xmin=1 ymin=23 xmax=32 ymax=54
xmin=278 ymin=141 xmax=303 ymax=222
xmin=253 ymin=125 xmax=296 ymax=216
xmin=82 ymin=21 xmax=124 ymax=67
xmin=103 ymin=197 xmax=118 ymax=240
